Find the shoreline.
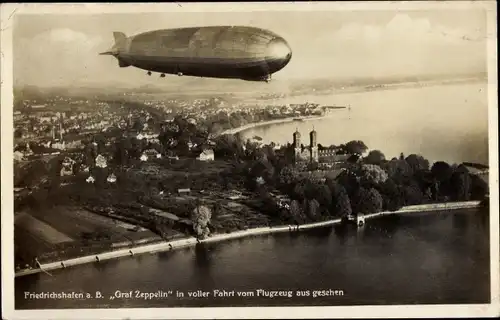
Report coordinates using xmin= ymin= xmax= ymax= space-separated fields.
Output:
xmin=219 ymin=114 xmax=335 ymax=136
xmin=15 ymin=200 xmax=482 ymax=278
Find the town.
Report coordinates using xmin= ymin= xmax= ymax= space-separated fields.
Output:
xmin=13 ymin=89 xmax=489 ymax=272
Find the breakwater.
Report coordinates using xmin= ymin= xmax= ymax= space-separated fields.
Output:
xmin=14 ymin=200 xmax=482 ymax=278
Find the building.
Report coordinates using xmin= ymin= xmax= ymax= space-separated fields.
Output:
xmin=143 ymin=149 xmax=159 ymax=157
xmin=107 ymin=173 xmax=117 ymax=183
xmin=293 ymin=128 xmax=318 ymax=163
xmin=293 ymin=128 xmax=350 ymax=167
xmin=178 ymin=188 xmax=191 ymax=196
xmin=197 ymin=149 xmax=215 ymax=161
xmin=60 ymin=157 xmax=76 ymax=176
xmin=95 ymin=155 xmax=108 ymax=168
xmin=13 ymin=151 xmax=25 ymax=161
xmin=60 ymin=166 xmax=73 ymax=176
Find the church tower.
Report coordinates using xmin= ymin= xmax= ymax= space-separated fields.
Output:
xmin=293 ymin=129 xmax=301 ymax=163
xmin=310 ymin=127 xmax=318 ymax=163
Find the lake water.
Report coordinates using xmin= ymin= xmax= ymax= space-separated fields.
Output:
xmin=240 ymin=82 xmax=489 ymax=164
xmin=15 ymin=208 xmax=490 ymax=309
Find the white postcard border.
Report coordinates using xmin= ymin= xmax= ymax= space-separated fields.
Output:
xmin=1 ymin=2 xmax=498 ymax=319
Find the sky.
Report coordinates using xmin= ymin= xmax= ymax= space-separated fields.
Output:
xmin=13 ymin=5 xmax=488 ymax=87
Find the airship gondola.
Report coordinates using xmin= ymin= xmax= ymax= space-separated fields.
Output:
xmin=100 ymin=26 xmax=292 ymax=82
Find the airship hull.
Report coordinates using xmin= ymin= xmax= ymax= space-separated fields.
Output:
xmin=102 ymin=26 xmax=292 ymax=81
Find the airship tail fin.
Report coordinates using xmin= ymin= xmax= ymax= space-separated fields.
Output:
xmin=113 ymin=32 xmax=127 ymax=45
xmin=99 ymin=32 xmax=128 ymax=56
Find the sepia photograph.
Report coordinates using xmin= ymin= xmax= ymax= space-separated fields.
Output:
xmin=1 ymin=2 xmax=498 ymax=319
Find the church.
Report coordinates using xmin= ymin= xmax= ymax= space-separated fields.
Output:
xmin=292 ymin=128 xmax=350 ymax=167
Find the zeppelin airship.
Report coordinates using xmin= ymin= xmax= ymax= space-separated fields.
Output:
xmin=99 ymin=26 xmax=292 ymax=82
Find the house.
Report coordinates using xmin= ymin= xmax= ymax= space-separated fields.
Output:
xmin=227 ymin=190 xmax=243 ymax=200
xmin=197 ymin=149 xmax=215 ymax=161
xmin=60 ymin=166 xmax=73 ymax=176
xmin=86 ymin=176 xmax=95 ymax=184
xmin=13 ymin=151 xmax=24 ymax=161
xmin=140 ymin=154 xmax=148 ymax=162
xmin=51 ymin=141 xmax=66 ymax=150
xmin=107 ymin=173 xmax=117 ymax=183
xmin=62 ymin=156 xmax=76 ymax=167
xmin=95 ymin=155 xmax=107 ymax=168
xmin=178 ymin=188 xmax=191 ymax=196
xmin=143 ymin=149 xmax=159 ymax=157
xmin=256 ymin=176 xmax=265 ymax=185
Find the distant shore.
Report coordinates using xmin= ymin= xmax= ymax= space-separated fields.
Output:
xmin=219 ymin=77 xmax=486 ymax=137
xmin=15 ymin=200 xmax=482 ymax=278
xmin=220 ymin=113 xmax=335 ymax=136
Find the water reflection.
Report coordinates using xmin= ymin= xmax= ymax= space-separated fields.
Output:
xmin=241 ymin=83 xmax=488 ymax=164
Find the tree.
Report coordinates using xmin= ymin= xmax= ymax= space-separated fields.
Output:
xmin=289 ymin=200 xmax=304 ymax=224
xmin=113 ymin=139 xmax=129 ymax=166
xmin=431 ymin=161 xmax=453 ymax=200
xmin=451 ymin=165 xmax=471 ymax=201
xmin=278 ymin=165 xmax=298 ymax=186
xmin=454 ymin=172 xmax=472 ymax=201
xmin=212 ymin=202 xmax=223 ymax=218
xmin=333 ymin=185 xmax=352 ymax=218
xmin=403 ymin=180 xmax=425 ymax=205
xmin=132 ymin=117 xmax=146 ymax=132
xmin=304 ymin=180 xmax=319 ymax=200
xmin=244 ymin=140 xmax=258 ymax=159
xmin=379 ymin=178 xmax=405 ymax=211
xmin=353 ymin=187 xmax=383 ymax=214
xmin=306 ymin=199 xmax=321 ymax=221
xmin=316 ymin=184 xmax=333 ymax=209
xmin=406 ymin=154 xmax=430 ymax=173
xmin=293 ymin=179 xmax=307 ymax=200
xmin=364 ymin=150 xmax=386 ymax=165
xmin=14 ymin=129 xmax=23 ymax=139
xmin=213 ymin=134 xmax=244 ymax=160
xmin=14 ymin=160 xmax=49 ymax=187
xmin=383 ymin=158 xmax=413 ymax=183
xmin=336 ymin=169 xmax=360 ymax=197
xmin=359 ymin=164 xmax=388 ymax=186
xmin=470 ymin=174 xmax=488 ymax=200
xmin=344 ymin=140 xmax=368 ymax=155
xmin=191 ymin=205 xmax=212 ymax=239
xmin=127 ymin=138 xmax=142 ymax=160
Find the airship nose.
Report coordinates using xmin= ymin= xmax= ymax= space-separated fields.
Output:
xmin=265 ymin=37 xmax=292 ymax=73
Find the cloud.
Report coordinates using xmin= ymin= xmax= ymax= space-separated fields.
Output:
xmin=334 ymin=14 xmax=482 ymax=47
xmin=279 ymin=13 xmax=486 ymax=79
xmin=15 ymin=28 xmax=111 ymax=86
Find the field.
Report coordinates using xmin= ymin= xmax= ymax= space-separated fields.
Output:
xmin=15 ymin=212 xmax=73 ymax=244
xmin=14 ymin=206 xmax=164 ymax=267
xmin=14 ymin=158 xmax=271 ymax=268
